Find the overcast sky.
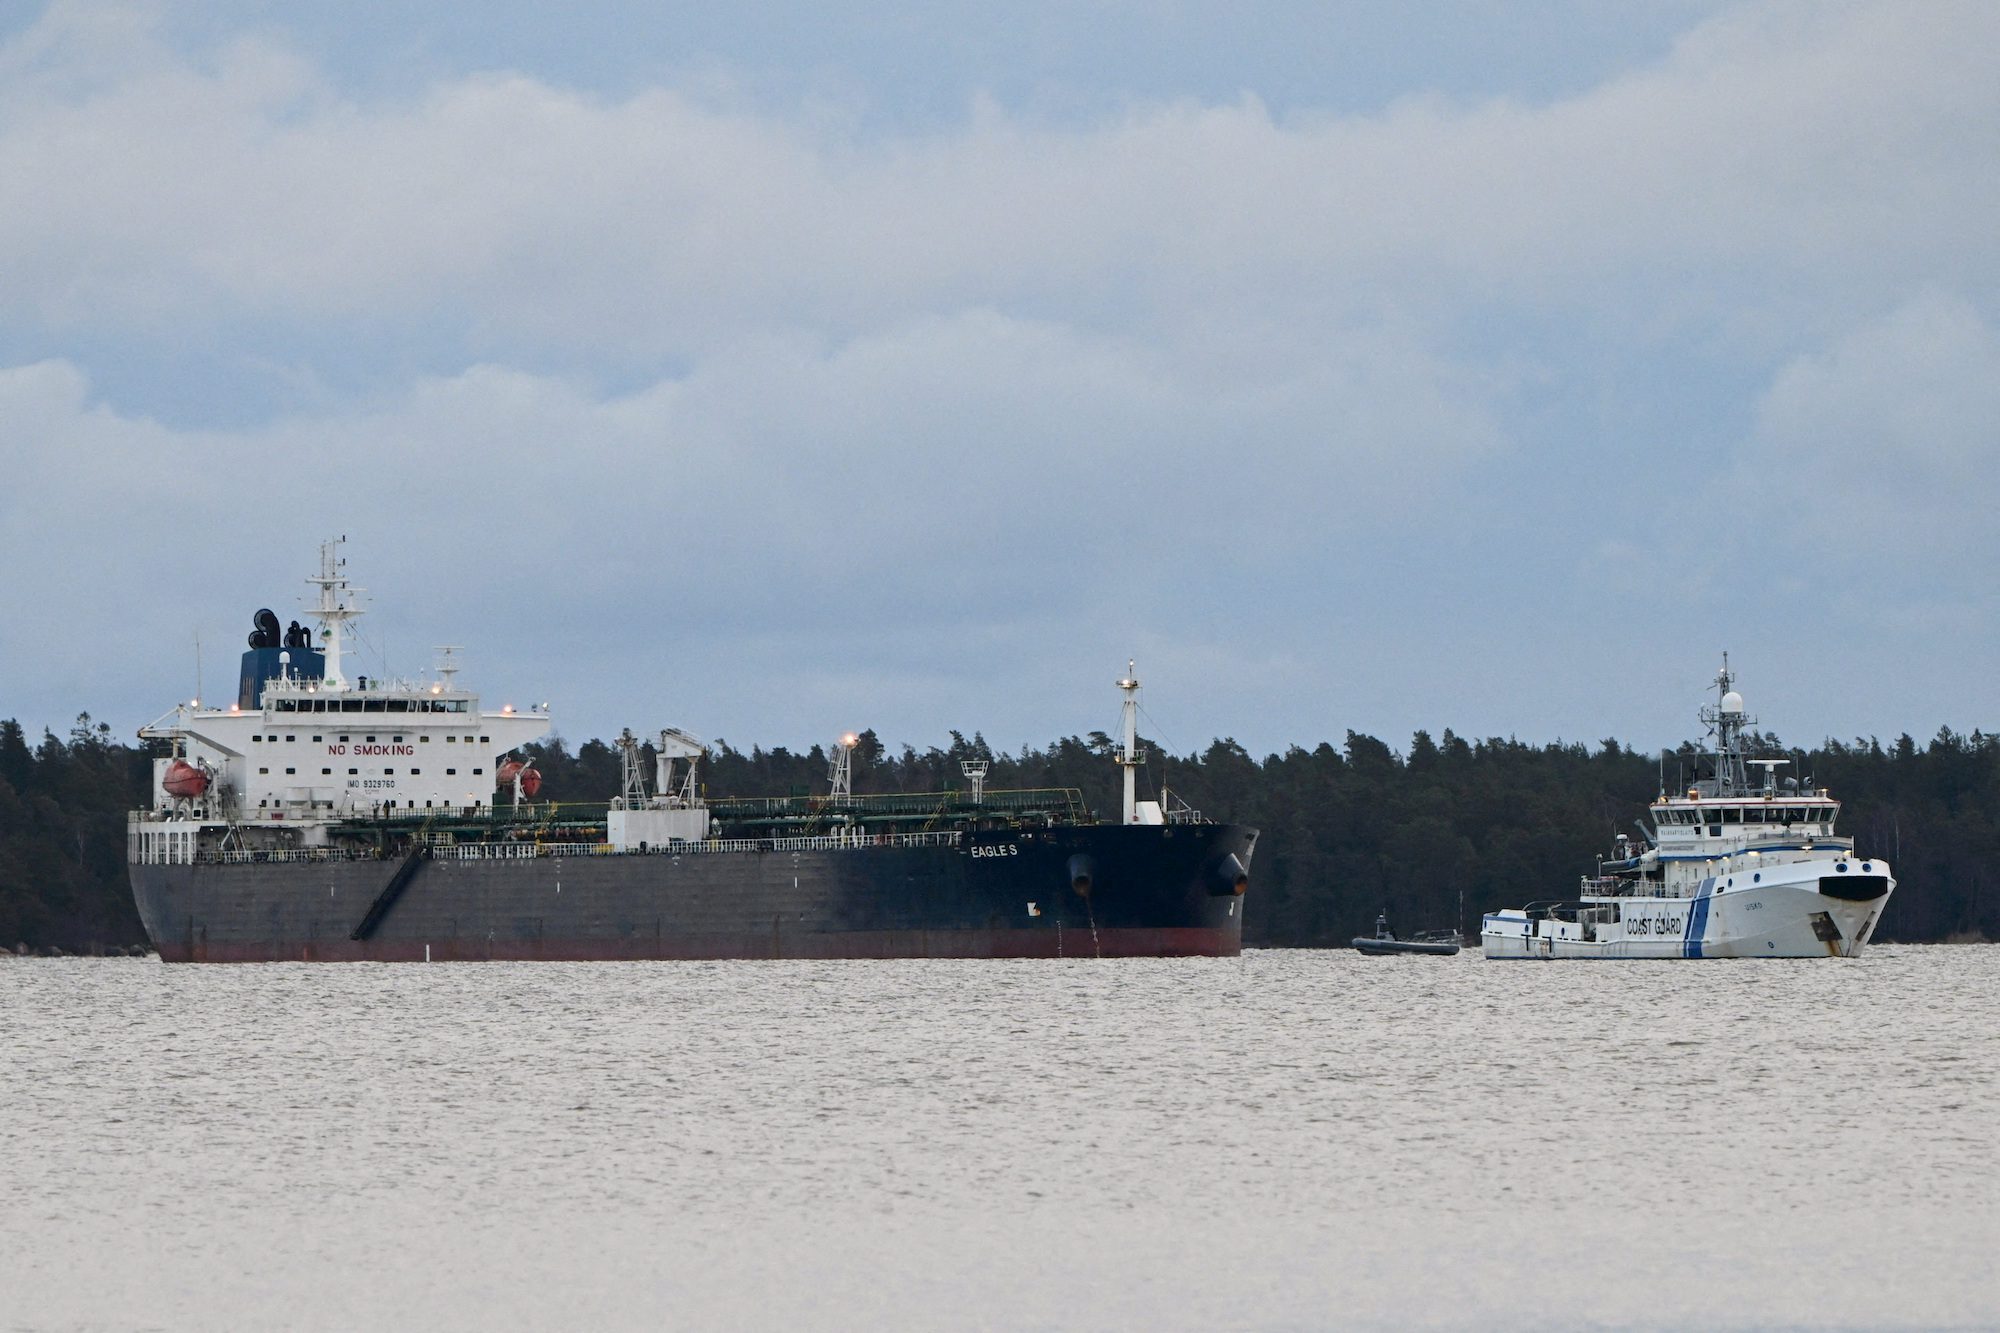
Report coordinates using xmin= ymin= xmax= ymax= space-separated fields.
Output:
xmin=3 ymin=0 xmax=1995 ymax=763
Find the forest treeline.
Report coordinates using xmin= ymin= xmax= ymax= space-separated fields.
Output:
xmin=3 ymin=713 xmax=1997 ymax=951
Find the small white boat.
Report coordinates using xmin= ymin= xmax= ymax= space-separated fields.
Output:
xmin=1483 ymin=658 xmax=1893 ymax=959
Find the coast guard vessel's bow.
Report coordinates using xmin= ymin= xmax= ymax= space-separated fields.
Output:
xmin=1482 ymin=658 xmax=1893 ymax=959
xmin=128 ymin=543 xmax=1256 ymax=961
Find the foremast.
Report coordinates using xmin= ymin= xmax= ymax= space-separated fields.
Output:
xmin=1116 ymin=660 xmax=1143 ymax=824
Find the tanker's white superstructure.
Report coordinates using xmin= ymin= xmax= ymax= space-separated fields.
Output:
xmin=130 ymin=539 xmax=550 ymax=865
xmin=1482 ymin=660 xmax=1894 ymax=959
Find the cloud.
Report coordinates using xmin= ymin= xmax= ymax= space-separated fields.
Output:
xmin=3 ymin=1 xmax=1998 ymax=754
xmin=0 ymin=312 xmax=1504 ymax=749
xmin=2 ymin=1 xmax=1995 ymax=365
xmin=1751 ymin=290 xmax=2000 ymax=501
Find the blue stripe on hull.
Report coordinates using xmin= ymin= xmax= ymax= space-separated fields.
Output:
xmin=1684 ymin=878 xmax=1713 ymax=958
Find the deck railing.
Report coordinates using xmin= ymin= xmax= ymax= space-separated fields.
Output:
xmin=184 ymin=829 xmax=965 ymax=865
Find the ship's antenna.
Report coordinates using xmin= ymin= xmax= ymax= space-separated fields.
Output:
xmin=194 ymin=629 xmax=202 ymax=709
xmin=1116 ymin=660 xmax=1144 ymax=825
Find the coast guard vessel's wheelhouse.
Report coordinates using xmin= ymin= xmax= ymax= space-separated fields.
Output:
xmin=1482 ymin=659 xmax=1893 ymax=959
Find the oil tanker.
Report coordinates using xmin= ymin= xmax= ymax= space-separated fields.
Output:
xmin=128 ymin=543 xmax=1256 ymax=961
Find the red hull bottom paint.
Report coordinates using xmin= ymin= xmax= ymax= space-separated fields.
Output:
xmin=155 ymin=927 xmax=1238 ymax=964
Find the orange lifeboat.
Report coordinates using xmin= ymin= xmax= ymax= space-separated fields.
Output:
xmin=163 ymin=759 xmax=209 ymax=799
xmin=496 ymin=760 xmax=542 ymax=798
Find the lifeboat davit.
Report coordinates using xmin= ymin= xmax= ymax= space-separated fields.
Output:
xmin=163 ymin=759 xmax=209 ymax=799
xmin=496 ymin=760 xmax=542 ymax=798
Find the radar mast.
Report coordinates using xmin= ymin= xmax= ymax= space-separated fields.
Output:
xmin=305 ymin=537 xmax=364 ymax=691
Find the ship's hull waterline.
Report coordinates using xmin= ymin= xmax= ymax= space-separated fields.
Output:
xmin=131 ymin=824 xmax=1255 ymax=963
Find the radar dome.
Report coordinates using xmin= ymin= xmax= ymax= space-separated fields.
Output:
xmin=1720 ymin=690 xmax=1745 ymax=714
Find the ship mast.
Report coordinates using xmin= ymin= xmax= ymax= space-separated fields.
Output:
xmin=1697 ymin=652 xmax=1755 ymax=797
xmin=828 ymin=733 xmax=858 ymax=803
xmin=1116 ymin=660 xmax=1143 ymax=824
xmin=305 ymin=537 xmax=364 ymax=691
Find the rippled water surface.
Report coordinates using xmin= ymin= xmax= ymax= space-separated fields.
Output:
xmin=4 ymin=947 xmax=1996 ymax=1331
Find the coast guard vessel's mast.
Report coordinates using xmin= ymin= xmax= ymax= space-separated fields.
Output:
xmin=1697 ymin=652 xmax=1755 ymax=797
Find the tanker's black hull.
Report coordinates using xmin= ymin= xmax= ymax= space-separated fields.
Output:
xmin=130 ymin=824 xmax=1256 ymax=962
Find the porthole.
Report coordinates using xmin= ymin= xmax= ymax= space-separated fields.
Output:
xmin=1753 ymin=873 xmax=1761 ymax=883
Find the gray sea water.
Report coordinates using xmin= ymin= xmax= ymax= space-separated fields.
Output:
xmin=2 ymin=946 xmax=1995 ymax=1332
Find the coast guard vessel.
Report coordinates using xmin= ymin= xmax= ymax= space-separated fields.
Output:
xmin=127 ymin=543 xmax=1255 ymax=962
xmin=1482 ymin=659 xmax=1893 ymax=959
